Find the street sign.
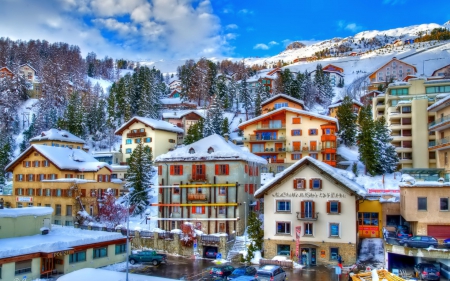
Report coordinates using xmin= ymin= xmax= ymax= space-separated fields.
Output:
xmin=216 ymin=253 xmax=222 ymax=259
xmin=335 ymin=266 xmax=342 ymax=275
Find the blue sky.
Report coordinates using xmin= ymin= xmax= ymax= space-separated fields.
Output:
xmin=0 ymin=0 xmax=449 ymax=61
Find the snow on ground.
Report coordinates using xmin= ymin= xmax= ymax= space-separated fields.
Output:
xmin=0 ymin=206 xmax=53 ymax=218
xmin=14 ymin=98 xmax=39 ymax=156
xmin=57 ymin=268 xmax=176 ymax=281
xmin=260 ymin=173 xmax=275 ymax=186
xmin=87 ymin=77 xmax=113 ymax=93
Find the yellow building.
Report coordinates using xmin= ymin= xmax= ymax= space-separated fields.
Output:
xmin=115 ymin=116 xmax=184 ymax=163
xmin=2 ymin=145 xmax=121 ymax=226
xmin=327 ymin=99 xmax=362 ymax=118
xmin=372 ymin=78 xmax=450 ymax=175
xmin=238 ymin=104 xmax=338 ymax=173
xmin=29 ymin=128 xmax=88 ymax=151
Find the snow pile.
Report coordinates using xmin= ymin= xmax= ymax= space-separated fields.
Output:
xmin=357 ymin=238 xmax=385 ymax=270
xmin=29 ymin=128 xmax=86 ymax=144
xmin=115 ymin=116 xmax=184 ymax=134
xmin=57 ymin=268 xmax=174 ymax=281
xmin=0 ymin=207 xmax=53 ymax=218
xmin=260 ymin=173 xmax=275 ymax=186
xmin=401 ymin=174 xmax=416 ymax=185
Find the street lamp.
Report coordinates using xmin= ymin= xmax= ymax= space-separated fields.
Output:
xmin=125 ymin=189 xmax=148 ymax=281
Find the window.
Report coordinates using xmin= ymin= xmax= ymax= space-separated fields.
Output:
xmin=66 ymin=205 xmax=73 ymax=216
xmin=274 ymin=102 xmax=288 ymax=109
xmin=325 ymin=128 xmax=332 ymax=135
xmin=310 ymin=178 xmax=322 ymax=189
xmin=169 ymin=139 xmax=176 ymax=143
xmin=291 ymin=129 xmax=302 ymax=136
xmin=292 ymin=154 xmax=301 ymax=160
xmin=172 ymin=206 xmax=180 ymax=213
xmin=309 ymin=153 xmax=318 ymax=159
xmin=192 ymin=206 xmax=205 ymax=214
xmin=277 ymin=166 xmax=284 ymax=172
xmin=276 ymin=222 xmax=291 ymax=234
xmin=17 ymin=202 xmax=23 ymax=208
xmin=440 ymin=198 xmax=449 ymax=211
xmin=215 ymin=164 xmax=229 ymax=175
xmin=170 ymin=165 xmax=183 ymax=175
xmin=45 ymin=189 xmax=51 ymax=196
xmin=292 ymin=117 xmax=301 ymax=124
xmin=15 ymin=259 xmax=32 ymax=275
xmin=55 ymin=204 xmax=61 ymax=216
xmin=276 ymin=200 xmax=291 ymax=212
xmin=218 ymin=206 xmax=226 ymax=215
xmin=251 ymin=143 xmax=264 ymax=153
xmin=28 ymin=203 xmax=33 ymax=207
xmin=330 ymin=248 xmax=339 ymax=260
xmin=402 ymin=106 xmax=411 ymax=113
xmin=27 ymin=188 xmax=33 ymax=196
xmin=309 ymin=129 xmax=318 ymax=135
xmin=65 ymin=221 xmax=73 ymax=226
xmin=77 ymin=174 xmax=85 ymax=179
xmin=327 ymin=201 xmax=341 ymax=214
xmin=391 ymin=88 xmax=409 ymax=96
xmin=42 ymin=160 xmax=49 ymax=167
xmin=115 ymin=244 xmax=126 ymax=254
xmin=426 ymin=86 xmax=450 ymax=94
xmin=23 ymin=161 xmax=31 ymax=167
xmin=277 ymin=244 xmax=290 ymax=255
xmin=27 ymin=174 xmax=34 ymax=181
xmin=33 ymin=160 xmax=40 ymax=167
xmin=189 ymin=148 xmax=195 ymax=154
xmin=325 ymin=154 xmax=335 ymax=161
xmin=17 ymin=174 xmax=24 ymax=181
xmin=56 ymin=189 xmax=62 ymax=197
xmin=329 ymin=223 xmax=340 ymax=237
xmin=293 ymin=178 xmax=306 ymax=189
xmin=219 ymin=186 xmax=226 ymax=195
xmin=173 ymin=184 xmax=180 ymax=194
xmin=126 ymin=139 xmax=132 ymax=144
xmin=144 ymin=137 xmax=152 ymax=143
xmin=126 ymin=148 xmax=132 ymax=154
xmin=93 ymin=247 xmax=108 ymax=259
xmin=358 ymin=212 xmax=379 ymax=226
xmin=69 ymin=251 xmax=86 ymax=263
xmin=304 ymin=223 xmax=313 ymax=236
xmin=418 ymin=197 xmax=427 ymax=211
xmin=140 ymin=128 xmax=145 ymax=132
xmin=135 ymin=138 xmax=141 ymax=143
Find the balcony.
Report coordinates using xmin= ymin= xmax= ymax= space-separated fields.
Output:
xmin=245 ymin=135 xmax=286 ymax=142
xmin=296 ymin=212 xmax=319 ymax=221
xmin=429 ymin=136 xmax=450 ymax=150
xmin=189 ymin=173 xmax=207 ymax=181
xmin=268 ymin=159 xmax=285 ymax=164
xmin=323 ymin=160 xmax=337 ymax=167
xmin=256 ymin=122 xmax=286 ymax=130
xmin=429 ymin=114 xmax=450 ymax=130
xmin=253 ymin=147 xmax=286 ymax=153
xmin=187 ymin=193 xmax=207 ymax=201
xmin=126 ymin=131 xmax=146 ymax=138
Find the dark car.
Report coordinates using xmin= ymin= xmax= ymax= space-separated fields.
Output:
xmin=228 ymin=266 xmax=257 ymax=280
xmin=400 ymin=235 xmax=438 ymax=248
xmin=205 ymin=248 xmax=218 ymax=259
xmin=443 ymin=238 xmax=450 ymax=248
xmin=210 ymin=265 xmax=235 ymax=279
xmin=396 ymin=225 xmax=409 ymax=232
xmin=414 ymin=263 xmax=440 ymax=281
xmin=396 ymin=229 xmax=412 ymax=239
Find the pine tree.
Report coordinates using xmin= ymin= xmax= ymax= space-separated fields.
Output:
xmin=336 ymin=96 xmax=358 ymax=146
xmin=58 ymin=91 xmax=85 ymax=138
xmin=216 ymin=76 xmax=229 ymax=110
xmin=124 ymin=140 xmax=153 ymax=214
xmin=228 ymin=78 xmax=239 ymax=112
xmin=204 ymin=96 xmax=224 ymax=137
xmin=0 ymin=138 xmax=14 ymax=185
xmin=374 ymin=116 xmax=399 ymax=174
xmin=238 ymin=118 xmax=243 ymax=137
xmin=247 ymin=211 xmax=264 ymax=249
xmin=254 ymin=92 xmax=262 ymax=117
xmin=357 ymin=105 xmax=378 ymax=175
xmin=184 ymin=118 xmax=204 ymax=145
xmin=221 ymin=117 xmax=230 ymax=137
xmin=239 ymin=78 xmax=252 ymax=120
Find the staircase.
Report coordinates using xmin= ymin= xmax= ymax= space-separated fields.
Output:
xmin=226 ymin=236 xmax=248 ymax=262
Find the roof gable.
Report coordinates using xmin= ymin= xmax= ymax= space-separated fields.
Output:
xmin=261 ymin=94 xmax=306 ymax=108
xmin=29 ymin=129 xmax=86 ymax=144
xmin=323 ymin=64 xmax=344 ymax=73
xmin=115 ymin=116 xmax=184 ymax=135
xmin=432 ymin=64 xmax=450 ymax=76
xmin=19 ymin=63 xmax=37 ymax=73
xmin=0 ymin=66 xmax=14 ymax=75
xmin=369 ymin=57 xmax=417 ymax=79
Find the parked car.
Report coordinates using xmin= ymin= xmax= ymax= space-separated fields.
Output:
xmin=209 ymin=265 xmax=235 ymax=279
xmin=396 ymin=229 xmax=412 ymax=239
xmin=396 ymin=225 xmax=409 ymax=232
xmin=228 ymin=266 xmax=257 ymax=280
xmin=385 ymin=230 xmax=400 ymax=245
xmin=231 ymin=277 xmax=258 ymax=281
xmin=443 ymin=238 xmax=450 ymax=248
xmin=277 ymin=251 xmax=291 ymax=256
xmin=129 ymin=250 xmax=167 ymax=265
xmin=256 ymin=265 xmax=286 ymax=281
xmin=414 ymin=263 xmax=440 ymax=281
xmin=399 ymin=235 xmax=438 ymax=248
xmin=205 ymin=248 xmax=218 ymax=259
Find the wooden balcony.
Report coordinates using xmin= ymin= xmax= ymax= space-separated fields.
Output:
xmin=245 ymin=135 xmax=286 ymax=142
xmin=321 ymin=135 xmax=336 ymax=142
xmin=323 ymin=160 xmax=337 ymax=167
xmin=126 ymin=131 xmax=146 ymax=138
xmin=189 ymin=173 xmax=207 ymax=181
xmin=296 ymin=212 xmax=319 ymax=221
xmin=188 ymin=193 xmax=207 ymax=201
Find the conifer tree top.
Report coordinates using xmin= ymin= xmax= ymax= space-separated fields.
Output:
xmin=29 ymin=128 xmax=86 ymax=144
xmin=115 ymin=116 xmax=184 ymax=135
xmin=155 ymin=134 xmax=267 ymax=165
xmin=328 ymin=99 xmax=363 ymax=109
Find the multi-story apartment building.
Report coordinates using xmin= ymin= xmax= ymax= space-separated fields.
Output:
xmin=154 ymin=134 xmax=266 ymax=235
xmin=29 ymin=128 xmax=88 ymax=151
xmin=115 ymin=116 xmax=184 ymax=163
xmin=2 ymin=144 xmax=121 ymax=226
xmin=239 ymin=103 xmax=338 ymax=172
xmin=255 ymin=156 xmax=364 ymax=266
xmin=372 ymin=78 xmax=450 ymax=174
xmin=261 ymin=94 xmax=307 ymax=114
xmin=368 ymin=57 xmax=417 ymax=91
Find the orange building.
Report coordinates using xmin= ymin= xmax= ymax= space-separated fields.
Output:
xmin=0 ymin=66 xmax=14 ymax=78
xmin=261 ymin=94 xmax=307 ymax=114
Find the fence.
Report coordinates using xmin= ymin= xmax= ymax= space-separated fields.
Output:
xmin=140 ymin=231 xmax=155 ymax=239
xmin=259 ymin=258 xmax=293 ymax=268
xmin=200 ymin=235 xmax=220 ymax=244
xmin=158 ymin=232 xmax=174 ymax=240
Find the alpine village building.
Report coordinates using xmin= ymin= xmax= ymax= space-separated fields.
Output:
xmin=239 ymin=95 xmax=338 ymax=172
xmin=114 ymin=116 xmax=184 ymax=163
xmin=1 ymin=129 xmax=122 ymax=226
xmin=255 ymin=156 xmax=365 ymax=266
xmin=154 ymin=134 xmax=267 ymax=235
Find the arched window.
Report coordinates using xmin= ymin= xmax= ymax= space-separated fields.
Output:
xmin=189 ymin=148 xmax=195 ymax=154
xmin=207 ymin=147 xmax=214 ymax=154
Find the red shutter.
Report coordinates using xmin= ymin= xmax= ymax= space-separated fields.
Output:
xmin=180 ymin=165 xmax=183 ymax=175
xmin=192 ymin=165 xmax=196 ymax=177
xmin=158 ymin=165 xmax=162 ymax=175
xmin=291 ymin=154 xmax=294 ymax=160
xmin=159 ymin=188 xmax=162 ymax=194
xmin=97 ymin=175 xmax=100 ymax=182
xmin=32 ymin=174 xmax=36 ymax=181
xmin=215 ymin=165 xmax=219 ymax=175
xmin=338 ymin=201 xmax=341 ymax=214
xmin=245 ymin=165 xmax=248 ymax=174
xmin=250 ymin=184 xmax=254 ymax=195
xmin=201 ymin=164 xmax=206 ymax=175
xmin=309 ymin=179 xmax=313 ymax=189
xmin=52 ymin=189 xmax=56 ymax=196
xmin=15 ymin=174 xmax=19 ymax=181
xmin=256 ymin=200 xmax=260 ymax=211
xmin=23 ymin=161 xmax=26 ymax=167
xmin=312 ymin=201 xmax=315 ymax=217
xmin=226 ymin=165 xmax=229 ymax=175
xmin=300 ymin=130 xmax=302 ymax=136
xmin=255 ymin=166 xmax=258 ymax=176
xmin=192 ymin=206 xmax=196 ymax=213
xmin=81 ymin=189 xmax=86 ymax=197
xmin=202 ymin=206 xmax=205 ymax=214
xmin=32 ymin=161 xmax=35 ymax=167
xmin=170 ymin=165 xmax=174 ymax=175
xmin=319 ymin=179 xmax=322 ymax=189
xmin=293 ymin=179 xmax=298 ymax=189
xmin=300 ymin=201 xmax=305 ymax=218
xmin=43 ymin=174 xmax=47 ymax=179
xmin=327 ymin=201 xmax=331 ymax=213
xmin=42 ymin=160 xmax=45 ymax=167
xmin=291 ymin=130 xmax=294 ymax=136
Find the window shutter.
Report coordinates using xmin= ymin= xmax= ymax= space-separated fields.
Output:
xmin=300 ymin=130 xmax=302 ymax=136
xmin=158 ymin=165 xmax=162 ymax=175
xmin=215 ymin=164 xmax=219 ymax=175
xmin=180 ymin=165 xmax=183 ymax=175
xmin=245 ymin=184 xmax=248 ymax=192
xmin=63 ymin=189 xmax=67 ymax=197
xmin=15 ymin=188 xmax=18 ymax=195
xmin=293 ymin=179 xmax=298 ymax=189
xmin=226 ymin=165 xmax=230 ymax=175
xmin=32 ymin=174 xmax=36 ymax=181
xmin=97 ymin=175 xmax=100 ymax=182
xmin=170 ymin=165 xmax=174 ymax=175
xmin=245 ymin=165 xmax=248 ymax=174
xmin=42 ymin=160 xmax=45 ymax=166
xmin=37 ymin=161 xmax=40 ymax=167
xmin=43 ymin=174 xmax=47 ymax=179
xmin=300 ymin=201 xmax=305 ymax=218
xmin=250 ymin=184 xmax=254 ymax=194
xmin=327 ymin=201 xmax=331 ymax=213
xmin=81 ymin=189 xmax=86 ymax=197
xmin=312 ymin=201 xmax=315 ymax=217
xmin=319 ymin=179 xmax=322 ymax=189
xmin=54 ymin=174 xmax=57 ymax=179
xmin=192 ymin=165 xmax=196 ymax=177
xmin=23 ymin=161 xmax=26 ymax=167
xmin=291 ymin=130 xmax=294 ymax=136
xmin=202 ymin=206 xmax=205 ymax=214
xmin=192 ymin=206 xmax=195 ymax=213
xmin=52 ymin=189 xmax=56 ymax=196
xmin=255 ymin=166 xmax=258 ymax=176
xmin=115 ymin=189 xmax=119 ymax=196
xmin=291 ymin=154 xmax=294 ymax=160
xmin=15 ymin=174 xmax=19 ymax=181
xmin=201 ymin=164 xmax=206 ymax=175
xmin=32 ymin=161 xmax=35 ymax=167
xmin=309 ymin=179 xmax=313 ymax=189
xmin=338 ymin=201 xmax=341 ymax=214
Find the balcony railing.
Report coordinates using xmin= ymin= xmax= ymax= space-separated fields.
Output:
xmin=268 ymin=159 xmax=285 ymax=164
xmin=245 ymin=135 xmax=286 ymax=141
xmin=200 ymin=235 xmax=220 ymax=245
xmin=296 ymin=212 xmax=319 ymax=221
xmin=189 ymin=173 xmax=207 ymax=181
xmin=429 ymin=136 xmax=450 ymax=148
xmin=429 ymin=114 xmax=450 ymax=129
xmin=126 ymin=131 xmax=146 ymax=138
xmin=256 ymin=122 xmax=286 ymax=129
xmin=187 ymin=193 xmax=207 ymax=201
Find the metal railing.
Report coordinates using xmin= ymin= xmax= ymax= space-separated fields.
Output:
xmin=140 ymin=231 xmax=154 ymax=238
xmin=158 ymin=232 xmax=174 ymax=240
xmin=429 ymin=136 xmax=450 ymax=147
xmin=296 ymin=212 xmax=319 ymax=221
xmin=245 ymin=135 xmax=286 ymax=141
xmin=126 ymin=132 xmax=146 ymax=138
xmin=429 ymin=114 xmax=450 ymax=128
xmin=200 ymin=235 xmax=220 ymax=244
xmin=256 ymin=122 xmax=286 ymax=129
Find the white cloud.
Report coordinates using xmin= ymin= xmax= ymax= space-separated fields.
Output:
xmin=254 ymin=43 xmax=269 ymax=50
xmin=238 ymin=9 xmax=254 ymax=15
xmin=383 ymin=0 xmax=406 ymax=4
xmin=226 ymin=24 xmax=238 ymax=30
xmin=337 ymin=20 xmax=363 ymax=32
xmin=268 ymin=41 xmax=278 ymax=46
xmin=222 ymin=8 xmax=233 ymax=14
xmin=0 ymin=0 xmax=232 ymax=61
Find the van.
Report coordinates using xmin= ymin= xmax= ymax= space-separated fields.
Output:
xmin=255 ymin=265 xmax=286 ymax=281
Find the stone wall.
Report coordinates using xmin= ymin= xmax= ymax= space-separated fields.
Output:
xmin=264 ymin=239 xmax=357 ymax=266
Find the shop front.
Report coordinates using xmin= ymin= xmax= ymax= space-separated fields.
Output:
xmin=40 ymin=249 xmax=73 ymax=278
xmin=299 ymin=245 xmax=317 ymax=266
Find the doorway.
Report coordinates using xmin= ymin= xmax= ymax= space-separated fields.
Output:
xmin=41 ymin=257 xmax=54 ymax=275
xmin=300 ymin=248 xmax=317 ymax=266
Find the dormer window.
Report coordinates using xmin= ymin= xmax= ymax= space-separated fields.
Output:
xmin=189 ymin=148 xmax=195 ymax=154
xmin=208 ymin=147 xmax=214 ymax=154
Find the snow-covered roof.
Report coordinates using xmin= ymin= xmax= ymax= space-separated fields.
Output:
xmin=0 ymin=207 xmax=53 ymax=218
xmin=255 ymin=156 xmax=366 ymax=198
xmin=115 ymin=116 xmax=184 ymax=135
xmin=399 ymin=181 xmax=450 ymax=188
xmin=239 ymin=107 xmax=337 ymax=129
xmin=261 ymin=93 xmax=307 ymax=109
xmin=328 ymin=99 xmax=363 ymax=109
xmin=29 ymin=128 xmax=86 ymax=144
xmin=155 ymin=134 xmax=267 ymax=165
xmin=5 ymin=145 xmax=111 ymax=172
xmin=0 ymin=225 xmax=124 ymax=259
xmin=428 ymin=94 xmax=450 ymax=112
xmin=58 ymin=268 xmax=174 ymax=281
xmin=162 ymin=110 xmax=206 ymax=119
xmin=19 ymin=63 xmax=37 ymax=73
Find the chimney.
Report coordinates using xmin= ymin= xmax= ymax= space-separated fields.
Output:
xmin=224 ymin=133 xmax=229 ymax=142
